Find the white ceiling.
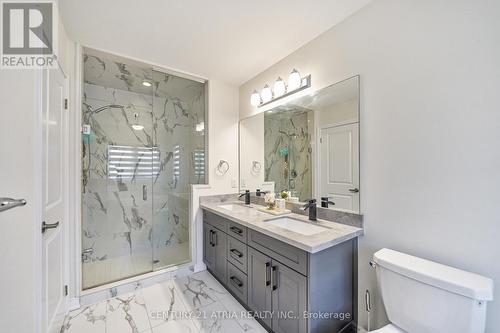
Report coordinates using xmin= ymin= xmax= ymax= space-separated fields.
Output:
xmin=60 ymin=0 xmax=371 ymax=85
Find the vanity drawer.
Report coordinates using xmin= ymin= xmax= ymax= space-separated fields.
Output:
xmin=247 ymin=229 xmax=308 ymax=276
xmin=203 ymin=210 xmax=227 ymax=232
xmin=227 ymin=236 xmax=247 ymax=273
xmin=226 ymin=262 xmax=248 ymax=303
xmin=227 ymin=220 xmax=247 ymax=242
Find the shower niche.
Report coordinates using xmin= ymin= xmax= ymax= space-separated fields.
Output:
xmin=81 ymin=48 xmax=207 ymax=289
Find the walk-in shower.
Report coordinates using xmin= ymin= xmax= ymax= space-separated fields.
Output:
xmin=81 ymin=48 xmax=207 ymax=289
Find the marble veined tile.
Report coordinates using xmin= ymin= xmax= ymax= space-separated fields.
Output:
xmin=105 ymin=289 xmax=152 ymax=333
xmin=60 ymin=301 xmax=107 ymax=333
xmin=62 ymin=270 xmax=266 ymax=333
xmin=172 ymin=271 xmax=229 ymax=310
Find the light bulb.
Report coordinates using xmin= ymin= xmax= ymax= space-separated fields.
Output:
xmin=273 ymin=77 xmax=286 ymax=97
xmin=250 ymin=90 xmax=261 ymax=106
xmin=142 ymin=80 xmax=152 ymax=87
xmin=131 ymin=124 xmax=145 ymax=131
xmin=288 ymin=68 xmax=301 ymax=91
xmin=261 ymin=84 xmax=273 ymax=103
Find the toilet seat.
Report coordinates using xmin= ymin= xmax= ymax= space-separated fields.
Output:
xmin=369 ymin=323 xmax=407 ymax=333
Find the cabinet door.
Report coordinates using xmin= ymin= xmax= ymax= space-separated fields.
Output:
xmin=203 ymin=222 xmax=215 ymax=271
xmin=247 ymin=247 xmax=273 ymax=328
xmin=213 ymin=229 xmax=227 ymax=283
xmin=271 ymin=263 xmax=307 ymax=333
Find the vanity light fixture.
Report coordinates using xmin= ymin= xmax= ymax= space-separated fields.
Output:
xmin=249 ymin=68 xmax=311 ymax=108
xmin=273 ymin=77 xmax=286 ymax=97
xmin=131 ymin=113 xmax=144 ymax=131
xmin=261 ymin=84 xmax=273 ymax=103
xmin=288 ymin=68 xmax=302 ymax=91
xmin=142 ymin=80 xmax=152 ymax=87
xmin=250 ymin=90 xmax=261 ymax=106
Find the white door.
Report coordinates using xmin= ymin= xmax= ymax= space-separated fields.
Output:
xmin=41 ymin=66 xmax=69 ymax=333
xmin=319 ymin=122 xmax=359 ymax=212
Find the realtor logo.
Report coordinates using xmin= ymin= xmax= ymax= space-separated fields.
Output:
xmin=1 ymin=1 xmax=58 ymax=68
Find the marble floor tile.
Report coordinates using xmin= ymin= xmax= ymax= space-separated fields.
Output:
xmin=141 ymin=280 xmax=191 ymax=328
xmin=105 ymin=289 xmax=152 ymax=333
xmin=172 ymin=271 xmax=229 ymax=310
xmin=60 ymin=301 xmax=107 ymax=333
xmin=61 ymin=270 xmax=266 ymax=333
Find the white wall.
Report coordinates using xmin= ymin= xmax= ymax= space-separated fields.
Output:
xmin=239 ymin=0 xmax=500 ymax=331
xmin=207 ymin=80 xmax=240 ymax=192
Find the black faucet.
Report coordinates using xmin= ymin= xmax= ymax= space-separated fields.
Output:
xmin=239 ymin=190 xmax=251 ymax=205
xmin=321 ymin=197 xmax=335 ymax=208
xmin=256 ymin=189 xmax=267 ymax=197
xmin=302 ymin=199 xmax=317 ymax=221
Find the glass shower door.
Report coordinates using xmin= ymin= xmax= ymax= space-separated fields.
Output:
xmin=81 ymin=48 xmax=207 ymax=289
xmin=150 ymin=69 xmax=206 ymax=270
xmin=81 ymin=51 xmax=155 ymax=289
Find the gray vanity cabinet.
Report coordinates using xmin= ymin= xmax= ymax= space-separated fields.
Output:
xmin=247 ymin=246 xmax=307 ymax=333
xmin=203 ymin=209 xmax=355 ymax=333
xmin=247 ymin=247 xmax=273 ymax=328
xmin=271 ymin=262 xmax=307 ymax=333
xmin=203 ymin=220 xmax=227 ymax=283
xmin=203 ymin=223 xmax=215 ymax=271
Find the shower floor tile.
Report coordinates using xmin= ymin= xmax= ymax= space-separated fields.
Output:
xmin=61 ymin=270 xmax=267 ymax=333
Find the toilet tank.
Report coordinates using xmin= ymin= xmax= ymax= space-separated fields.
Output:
xmin=373 ymin=249 xmax=494 ymax=333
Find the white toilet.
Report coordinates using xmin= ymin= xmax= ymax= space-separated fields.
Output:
xmin=370 ymin=248 xmax=494 ymax=333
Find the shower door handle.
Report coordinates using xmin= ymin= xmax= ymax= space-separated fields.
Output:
xmin=143 ymin=185 xmax=147 ymax=201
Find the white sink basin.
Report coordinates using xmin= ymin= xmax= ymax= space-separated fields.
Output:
xmin=265 ymin=217 xmax=328 ymax=236
xmin=218 ymin=203 xmax=252 ymax=211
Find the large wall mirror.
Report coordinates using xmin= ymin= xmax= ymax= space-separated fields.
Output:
xmin=239 ymin=75 xmax=360 ymax=213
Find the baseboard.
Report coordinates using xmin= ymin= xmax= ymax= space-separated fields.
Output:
xmin=68 ymin=297 xmax=81 ymax=312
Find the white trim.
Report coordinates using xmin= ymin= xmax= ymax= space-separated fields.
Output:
xmin=69 ymin=43 xmax=84 ymax=302
xmin=34 ymin=68 xmax=43 ymax=333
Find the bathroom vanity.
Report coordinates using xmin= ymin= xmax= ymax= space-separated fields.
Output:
xmin=201 ymin=198 xmax=363 ymax=333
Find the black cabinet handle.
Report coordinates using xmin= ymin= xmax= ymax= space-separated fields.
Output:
xmin=209 ymin=230 xmax=213 ymax=246
xmin=229 ymin=226 xmax=243 ymax=235
xmin=265 ymin=262 xmax=271 ymax=286
xmin=230 ymin=249 xmax=243 ymax=258
xmin=230 ymin=276 xmax=243 ymax=288
xmin=272 ymin=265 xmax=278 ymax=291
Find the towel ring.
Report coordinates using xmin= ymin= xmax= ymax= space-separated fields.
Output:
xmin=216 ymin=160 xmax=229 ymax=175
xmin=251 ymin=161 xmax=262 ymax=174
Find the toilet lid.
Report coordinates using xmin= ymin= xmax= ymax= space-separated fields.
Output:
xmin=369 ymin=324 xmax=407 ymax=333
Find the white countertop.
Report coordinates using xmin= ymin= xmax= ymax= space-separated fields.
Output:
xmin=201 ymin=201 xmax=363 ymax=253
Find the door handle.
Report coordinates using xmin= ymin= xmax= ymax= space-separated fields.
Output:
xmin=229 ymin=226 xmax=243 ymax=235
xmin=349 ymin=188 xmax=359 ymax=193
xmin=230 ymin=276 xmax=244 ymax=288
xmin=230 ymin=249 xmax=243 ymax=258
xmin=0 ymin=197 xmax=27 ymax=212
xmin=143 ymin=185 xmax=147 ymax=200
xmin=265 ymin=262 xmax=271 ymax=286
xmin=272 ymin=265 xmax=278 ymax=291
xmin=42 ymin=221 xmax=59 ymax=233
xmin=209 ymin=230 xmax=214 ymax=246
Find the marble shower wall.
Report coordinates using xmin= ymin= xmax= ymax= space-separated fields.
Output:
xmin=82 ymin=49 xmax=206 ymax=289
xmin=264 ymin=110 xmax=313 ymax=201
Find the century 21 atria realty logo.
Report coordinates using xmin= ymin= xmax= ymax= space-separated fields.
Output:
xmin=1 ymin=1 xmax=58 ymax=68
